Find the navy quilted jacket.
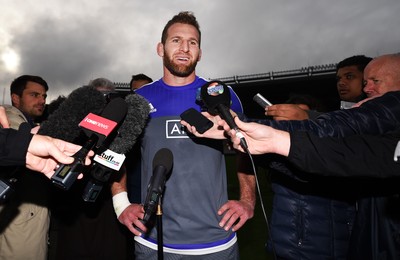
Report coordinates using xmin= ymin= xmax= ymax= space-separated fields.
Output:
xmin=254 ymin=91 xmax=400 ymax=260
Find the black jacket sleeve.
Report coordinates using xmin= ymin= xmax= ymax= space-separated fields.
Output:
xmin=0 ymin=124 xmax=33 ymax=166
xmin=288 ymin=130 xmax=400 ymax=178
xmin=254 ymin=91 xmax=400 ymax=138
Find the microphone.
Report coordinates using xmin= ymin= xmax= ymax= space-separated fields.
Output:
xmin=51 ymin=97 xmax=128 ymax=190
xmin=82 ymin=93 xmax=150 ymax=202
xmin=38 ymin=86 xmax=107 ymax=142
xmin=104 ymin=93 xmax=150 ymax=154
xmin=200 ymin=80 xmax=248 ymax=150
xmin=142 ymin=148 xmax=173 ymax=224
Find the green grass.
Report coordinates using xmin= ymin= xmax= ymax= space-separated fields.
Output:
xmin=225 ymin=155 xmax=274 ymax=260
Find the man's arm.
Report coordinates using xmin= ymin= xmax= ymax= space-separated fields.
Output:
xmin=0 ymin=106 xmax=10 ymax=128
xmin=26 ymin=134 xmax=92 ymax=178
xmin=266 ymin=104 xmax=310 ymax=120
xmin=255 ymin=91 xmax=400 ymax=138
xmin=288 ymin=130 xmax=400 ymax=178
xmin=0 ymin=126 xmax=32 ymax=166
xmin=217 ymin=152 xmax=255 ymax=232
xmin=111 ymin=167 xmax=147 ymax=235
xmin=1 ymin=126 xmax=93 ymax=178
xmin=223 ymin=117 xmax=400 ymax=179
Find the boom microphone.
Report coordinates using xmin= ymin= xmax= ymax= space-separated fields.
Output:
xmin=51 ymin=97 xmax=128 ymax=190
xmin=82 ymin=93 xmax=150 ymax=202
xmin=106 ymin=93 xmax=150 ymax=154
xmin=38 ymin=86 xmax=107 ymax=142
xmin=143 ymin=148 xmax=173 ymax=224
xmin=200 ymin=80 xmax=248 ymax=149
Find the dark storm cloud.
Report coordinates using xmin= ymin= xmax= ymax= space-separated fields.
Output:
xmin=199 ymin=0 xmax=400 ymax=77
xmin=2 ymin=0 xmax=399 ymax=103
xmin=12 ymin=16 xmax=116 ymax=94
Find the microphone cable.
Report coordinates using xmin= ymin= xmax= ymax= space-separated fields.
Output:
xmin=241 ymin=144 xmax=277 ymax=260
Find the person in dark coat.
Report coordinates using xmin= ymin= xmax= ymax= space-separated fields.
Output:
xmin=220 ymin=117 xmax=400 ymax=260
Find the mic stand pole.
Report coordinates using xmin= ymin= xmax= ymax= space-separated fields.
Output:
xmin=157 ymin=196 xmax=164 ymax=260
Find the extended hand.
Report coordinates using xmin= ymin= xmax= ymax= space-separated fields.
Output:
xmin=219 ymin=117 xmax=291 ymax=156
xmin=26 ymin=134 xmax=94 ymax=178
xmin=266 ymin=104 xmax=309 ymax=120
xmin=0 ymin=106 xmax=10 ymax=128
xmin=181 ymin=112 xmax=227 ymax=139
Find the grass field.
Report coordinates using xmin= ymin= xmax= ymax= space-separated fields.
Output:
xmin=225 ymin=155 xmax=274 ymax=260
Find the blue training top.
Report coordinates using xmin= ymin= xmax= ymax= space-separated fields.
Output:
xmin=134 ymin=76 xmax=243 ymax=255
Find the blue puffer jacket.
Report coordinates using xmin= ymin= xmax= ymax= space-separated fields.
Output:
xmin=263 ymin=159 xmax=357 ymax=260
xmin=255 ymin=91 xmax=400 ymax=260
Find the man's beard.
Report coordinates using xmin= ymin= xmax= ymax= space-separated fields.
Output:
xmin=163 ymin=55 xmax=198 ymax=77
xmin=20 ymin=102 xmax=43 ymax=119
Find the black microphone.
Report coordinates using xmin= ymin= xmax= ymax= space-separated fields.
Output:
xmin=200 ymin=80 xmax=248 ymax=150
xmin=38 ymin=86 xmax=107 ymax=142
xmin=142 ymin=148 xmax=173 ymax=224
xmin=82 ymin=93 xmax=150 ymax=202
xmin=104 ymin=93 xmax=150 ymax=154
xmin=51 ymin=97 xmax=128 ymax=190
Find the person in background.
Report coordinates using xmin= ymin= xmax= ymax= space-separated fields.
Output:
xmin=5 ymin=75 xmax=48 ymax=128
xmin=250 ymin=56 xmax=372 ymax=259
xmin=256 ymin=54 xmax=400 ymax=259
xmin=49 ymin=77 xmax=133 ymax=260
xmin=336 ymin=55 xmax=371 ymax=103
xmin=126 ymin=73 xmax=153 ymax=204
xmin=242 ymin=91 xmax=354 ymax=259
xmin=88 ymin=77 xmax=116 ymax=94
xmin=112 ymin=11 xmax=255 ymax=259
xmin=0 ymin=75 xmax=50 ymax=260
xmin=266 ymin=55 xmax=373 ymax=120
xmin=130 ymin=73 xmax=153 ymax=91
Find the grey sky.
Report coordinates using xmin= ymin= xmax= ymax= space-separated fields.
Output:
xmin=1 ymin=0 xmax=399 ymax=103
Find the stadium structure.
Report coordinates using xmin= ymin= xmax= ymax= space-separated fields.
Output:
xmin=115 ymin=63 xmax=340 ymax=119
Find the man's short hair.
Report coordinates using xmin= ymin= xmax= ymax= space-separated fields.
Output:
xmin=129 ymin=73 xmax=153 ymax=87
xmin=88 ymin=77 xmax=116 ymax=92
xmin=161 ymin=11 xmax=201 ymax=46
xmin=10 ymin=75 xmax=49 ymax=96
xmin=336 ymin=55 xmax=373 ymax=73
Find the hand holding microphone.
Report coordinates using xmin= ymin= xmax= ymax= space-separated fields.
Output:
xmin=200 ymin=81 xmax=249 ymax=150
xmin=51 ymin=97 xmax=128 ymax=190
xmin=82 ymin=93 xmax=150 ymax=202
